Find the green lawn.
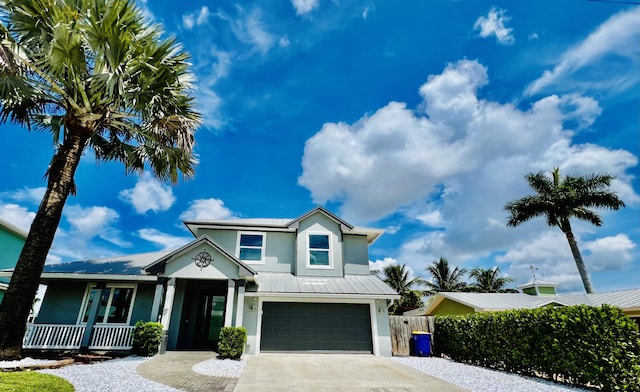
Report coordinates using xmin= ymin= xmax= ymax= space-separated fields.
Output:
xmin=0 ymin=371 xmax=73 ymax=391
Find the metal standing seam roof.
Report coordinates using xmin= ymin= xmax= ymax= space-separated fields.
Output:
xmin=38 ymin=250 xmax=175 ymax=276
xmin=428 ymin=289 xmax=640 ymax=313
xmin=248 ymin=272 xmax=400 ymax=298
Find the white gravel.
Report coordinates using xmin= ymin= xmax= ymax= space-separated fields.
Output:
xmin=192 ymin=356 xmax=246 ymax=377
xmin=39 ymin=356 xmax=179 ymax=392
xmin=0 ymin=357 xmax=59 ymax=368
xmin=393 ymin=357 xmax=590 ymax=392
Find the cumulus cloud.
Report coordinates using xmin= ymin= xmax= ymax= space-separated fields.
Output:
xmin=298 ymin=59 xmax=638 ymax=289
xmin=179 ymin=198 xmax=235 ymax=221
xmin=183 ymin=6 xmax=210 ymax=30
xmin=0 ymin=203 xmax=34 ymax=232
xmin=2 ymin=187 xmax=46 ymax=204
xmin=291 ymin=0 xmax=319 ymax=15
xmin=64 ymin=205 xmax=130 ymax=247
xmin=119 ymin=175 xmax=176 ymax=214
xmin=526 ymin=6 xmax=640 ymax=95
xmin=583 ymin=234 xmax=635 ymax=271
xmin=136 ymin=228 xmax=191 ymax=250
xmin=473 ymin=7 xmax=515 ymax=45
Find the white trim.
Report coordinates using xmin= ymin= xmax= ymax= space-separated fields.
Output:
xmin=245 ymin=292 xmax=399 ymax=300
xmin=306 ymin=232 xmax=333 ymax=270
xmin=77 ymin=283 xmax=138 ymax=325
xmin=225 ymin=280 xmax=235 ymax=327
xmin=369 ymin=302 xmax=380 ymax=356
xmin=38 ymin=273 xmax=157 ymax=282
xmin=236 ymin=231 xmax=266 ymax=264
xmin=161 ymin=278 xmax=176 ymax=330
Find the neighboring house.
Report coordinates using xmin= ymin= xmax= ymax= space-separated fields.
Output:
xmin=1 ymin=207 xmax=399 ymax=355
xmin=0 ymin=218 xmax=28 ymax=304
xmin=413 ymin=280 xmax=640 ymax=326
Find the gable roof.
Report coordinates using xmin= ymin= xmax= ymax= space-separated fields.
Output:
xmin=144 ymin=235 xmax=256 ymax=277
xmin=184 ymin=206 xmax=384 ymax=244
xmin=424 ymin=288 xmax=640 ymax=314
xmin=247 ymin=272 xmax=400 ymax=300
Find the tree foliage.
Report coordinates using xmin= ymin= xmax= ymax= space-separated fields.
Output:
xmin=373 ymin=264 xmax=424 ymax=314
xmin=468 ymin=267 xmax=517 ymax=293
xmin=0 ymin=0 xmax=200 ymax=359
xmin=504 ymin=168 xmax=625 ymax=293
xmin=424 ymin=257 xmax=468 ymax=295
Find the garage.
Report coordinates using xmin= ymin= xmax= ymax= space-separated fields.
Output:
xmin=260 ymin=302 xmax=373 ymax=352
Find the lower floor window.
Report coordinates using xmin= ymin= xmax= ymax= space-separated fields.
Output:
xmin=79 ymin=285 xmax=136 ymax=324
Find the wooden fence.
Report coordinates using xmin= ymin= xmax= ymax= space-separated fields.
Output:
xmin=389 ymin=316 xmax=432 ymax=356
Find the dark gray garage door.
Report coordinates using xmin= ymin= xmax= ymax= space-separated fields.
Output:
xmin=260 ymin=302 xmax=373 ymax=352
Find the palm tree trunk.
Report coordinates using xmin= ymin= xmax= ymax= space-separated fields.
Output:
xmin=564 ymin=229 xmax=595 ymax=294
xmin=0 ymin=130 xmax=88 ymax=360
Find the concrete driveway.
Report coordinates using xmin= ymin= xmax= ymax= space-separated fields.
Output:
xmin=234 ymin=354 xmax=468 ymax=392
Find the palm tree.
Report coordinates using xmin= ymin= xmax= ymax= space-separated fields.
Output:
xmin=0 ymin=0 xmax=200 ymax=359
xmin=468 ymin=267 xmax=516 ymax=293
xmin=373 ymin=264 xmax=424 ymax=314
xmin=504 ymin=168 xmax=625 ymax=294
xmin=424 ymin=257 xmax=468 ymax=294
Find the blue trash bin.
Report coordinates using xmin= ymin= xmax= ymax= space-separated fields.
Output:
xmin=411 ymin=331 xmax=431 ymax=357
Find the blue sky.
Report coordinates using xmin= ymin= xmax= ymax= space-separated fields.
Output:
xmin=1 ymin=0 xmax=638 ymax=293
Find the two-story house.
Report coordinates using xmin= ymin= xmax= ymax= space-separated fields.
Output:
xmin=10 ymin=207 xmax=399 ymax=356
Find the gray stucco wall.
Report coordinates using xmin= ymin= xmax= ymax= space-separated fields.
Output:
xmin=375 ymin=299 xmax=393 ymax=356
xmin=295 ymin=214 xmax=343 ymax=277
xmin=343 ymin=234 xmax=370 ymax=275
xmin=36 ymin=281 xmax=87 ymax=324
xmin=242 ymin=296 xmax=259 ymax=355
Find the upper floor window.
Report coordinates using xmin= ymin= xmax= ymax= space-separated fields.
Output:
xmin=237 ymin=232 xmax=265 ymax=263
xmin=78 ymin=284 xmax=137 ymax=325
xmin=308 ymin=233 xmax=331 ymax=268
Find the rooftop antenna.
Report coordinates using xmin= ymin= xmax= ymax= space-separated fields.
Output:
xmin=529 ymin=264 xmax=539 ymax=283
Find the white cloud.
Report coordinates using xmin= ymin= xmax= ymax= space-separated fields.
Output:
xmin=3 ymin=187 xmax=46 ymax=204
xmin=362 ymin=7 xmax=370 ymax=19
xmin=137 ymin=0 xmax=155 ymax=22
xmin=0 ymin=203 xmax=34 ymax=232
xmin=179 ymin=198 xmax=235 ymax=221
xmin=183 ymin=6 xmax=210 ymax=30
xmin=230 ymin=8 xmax=275 ymax=53
xmin=526 ymin=6 xmax=640 ymax=95
xmin=64 ymin=205 xmax=129 ymax=247
xmin=473 ymin=7 xmax=515 ymax=45
xmin=291 ymin=0 xmax=319 ymax=15
xmin=119 ymin=175 xmax=176 ymax=214
xmin=137 ymin=228 xmax=191 ymax=250
xmin=583 ymin=234 xmax=635 ymax=271
xmin=299 ymin=60 xmax=637 ymax=224
xmin=528 ymin=33 xmax=539 ymax=40
xmin=298 ymin=59 xmax=638 ymax=290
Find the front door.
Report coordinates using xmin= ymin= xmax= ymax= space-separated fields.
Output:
xmin=178 ymin=281 xmax=227 ymax=350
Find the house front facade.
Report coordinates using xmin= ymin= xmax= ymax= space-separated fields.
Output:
xmin=0 ymin=218 xmax=27 ymax=304
xmin=12 ymin=207 xmax=399 ymax=355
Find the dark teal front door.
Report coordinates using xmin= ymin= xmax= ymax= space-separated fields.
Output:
xmin=178 ymin=281 xmax=226 ymax=350
xmin=260 ymin=302 xmax=373 ymax=353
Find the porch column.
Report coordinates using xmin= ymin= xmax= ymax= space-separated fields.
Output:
xmin=161 ymin=278 xmax=176 ymax=330
xmin=235 ymin=280 xmax=246 ymax=327
xmin=224 ymin=280 xmax=235 ymax=327
xmin=150 ymin=278 xmax=166 ymax=322
xmin=80 ymin=282 xmax=106 ymax=353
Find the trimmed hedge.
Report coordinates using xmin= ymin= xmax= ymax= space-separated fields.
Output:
xmin=218 ymin=326 xmax=247 ymax=360
xmin=131 ymin=321 xmax=164 ymax=356
xmin=434 ymin=305 xmax=640 ymax=391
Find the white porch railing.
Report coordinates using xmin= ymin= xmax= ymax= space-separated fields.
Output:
xmin=89 ymin=325 xmax=135 ymax=350
xmin=23 ymin=324 xmax=134 ymax=350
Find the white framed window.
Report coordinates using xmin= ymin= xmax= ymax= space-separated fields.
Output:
xmin=77 ymin=284 xmax=137 ymax=325
xmin=307 ymin=232 xmax=332 ymax=269
xmin=236 ymin=232 xmax=266 ymax=263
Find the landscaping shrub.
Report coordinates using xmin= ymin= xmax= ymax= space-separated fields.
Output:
xmin=434 ymin=305 xmax=640 ymax=391
xmin=131 ymin=321 xmax=164 ymax=356
xmin=218 ymin=326 xmax=247 ymax=360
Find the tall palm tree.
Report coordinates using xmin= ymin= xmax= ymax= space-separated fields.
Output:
xmin=504 ymin=168 xmax=625 ymax=294
xmin=0 ymin=0 xmax=200 ymax=359
xmin=373 ymin=264 xmax=424 ymax=314
xmin=468 ymin=267 xmax=516 ymax=293
xmin=424 ymin=257 xmax=468 ymax=294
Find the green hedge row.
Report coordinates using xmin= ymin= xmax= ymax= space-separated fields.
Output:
xmin=434 ymin=305 xmax=640 ymax=391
